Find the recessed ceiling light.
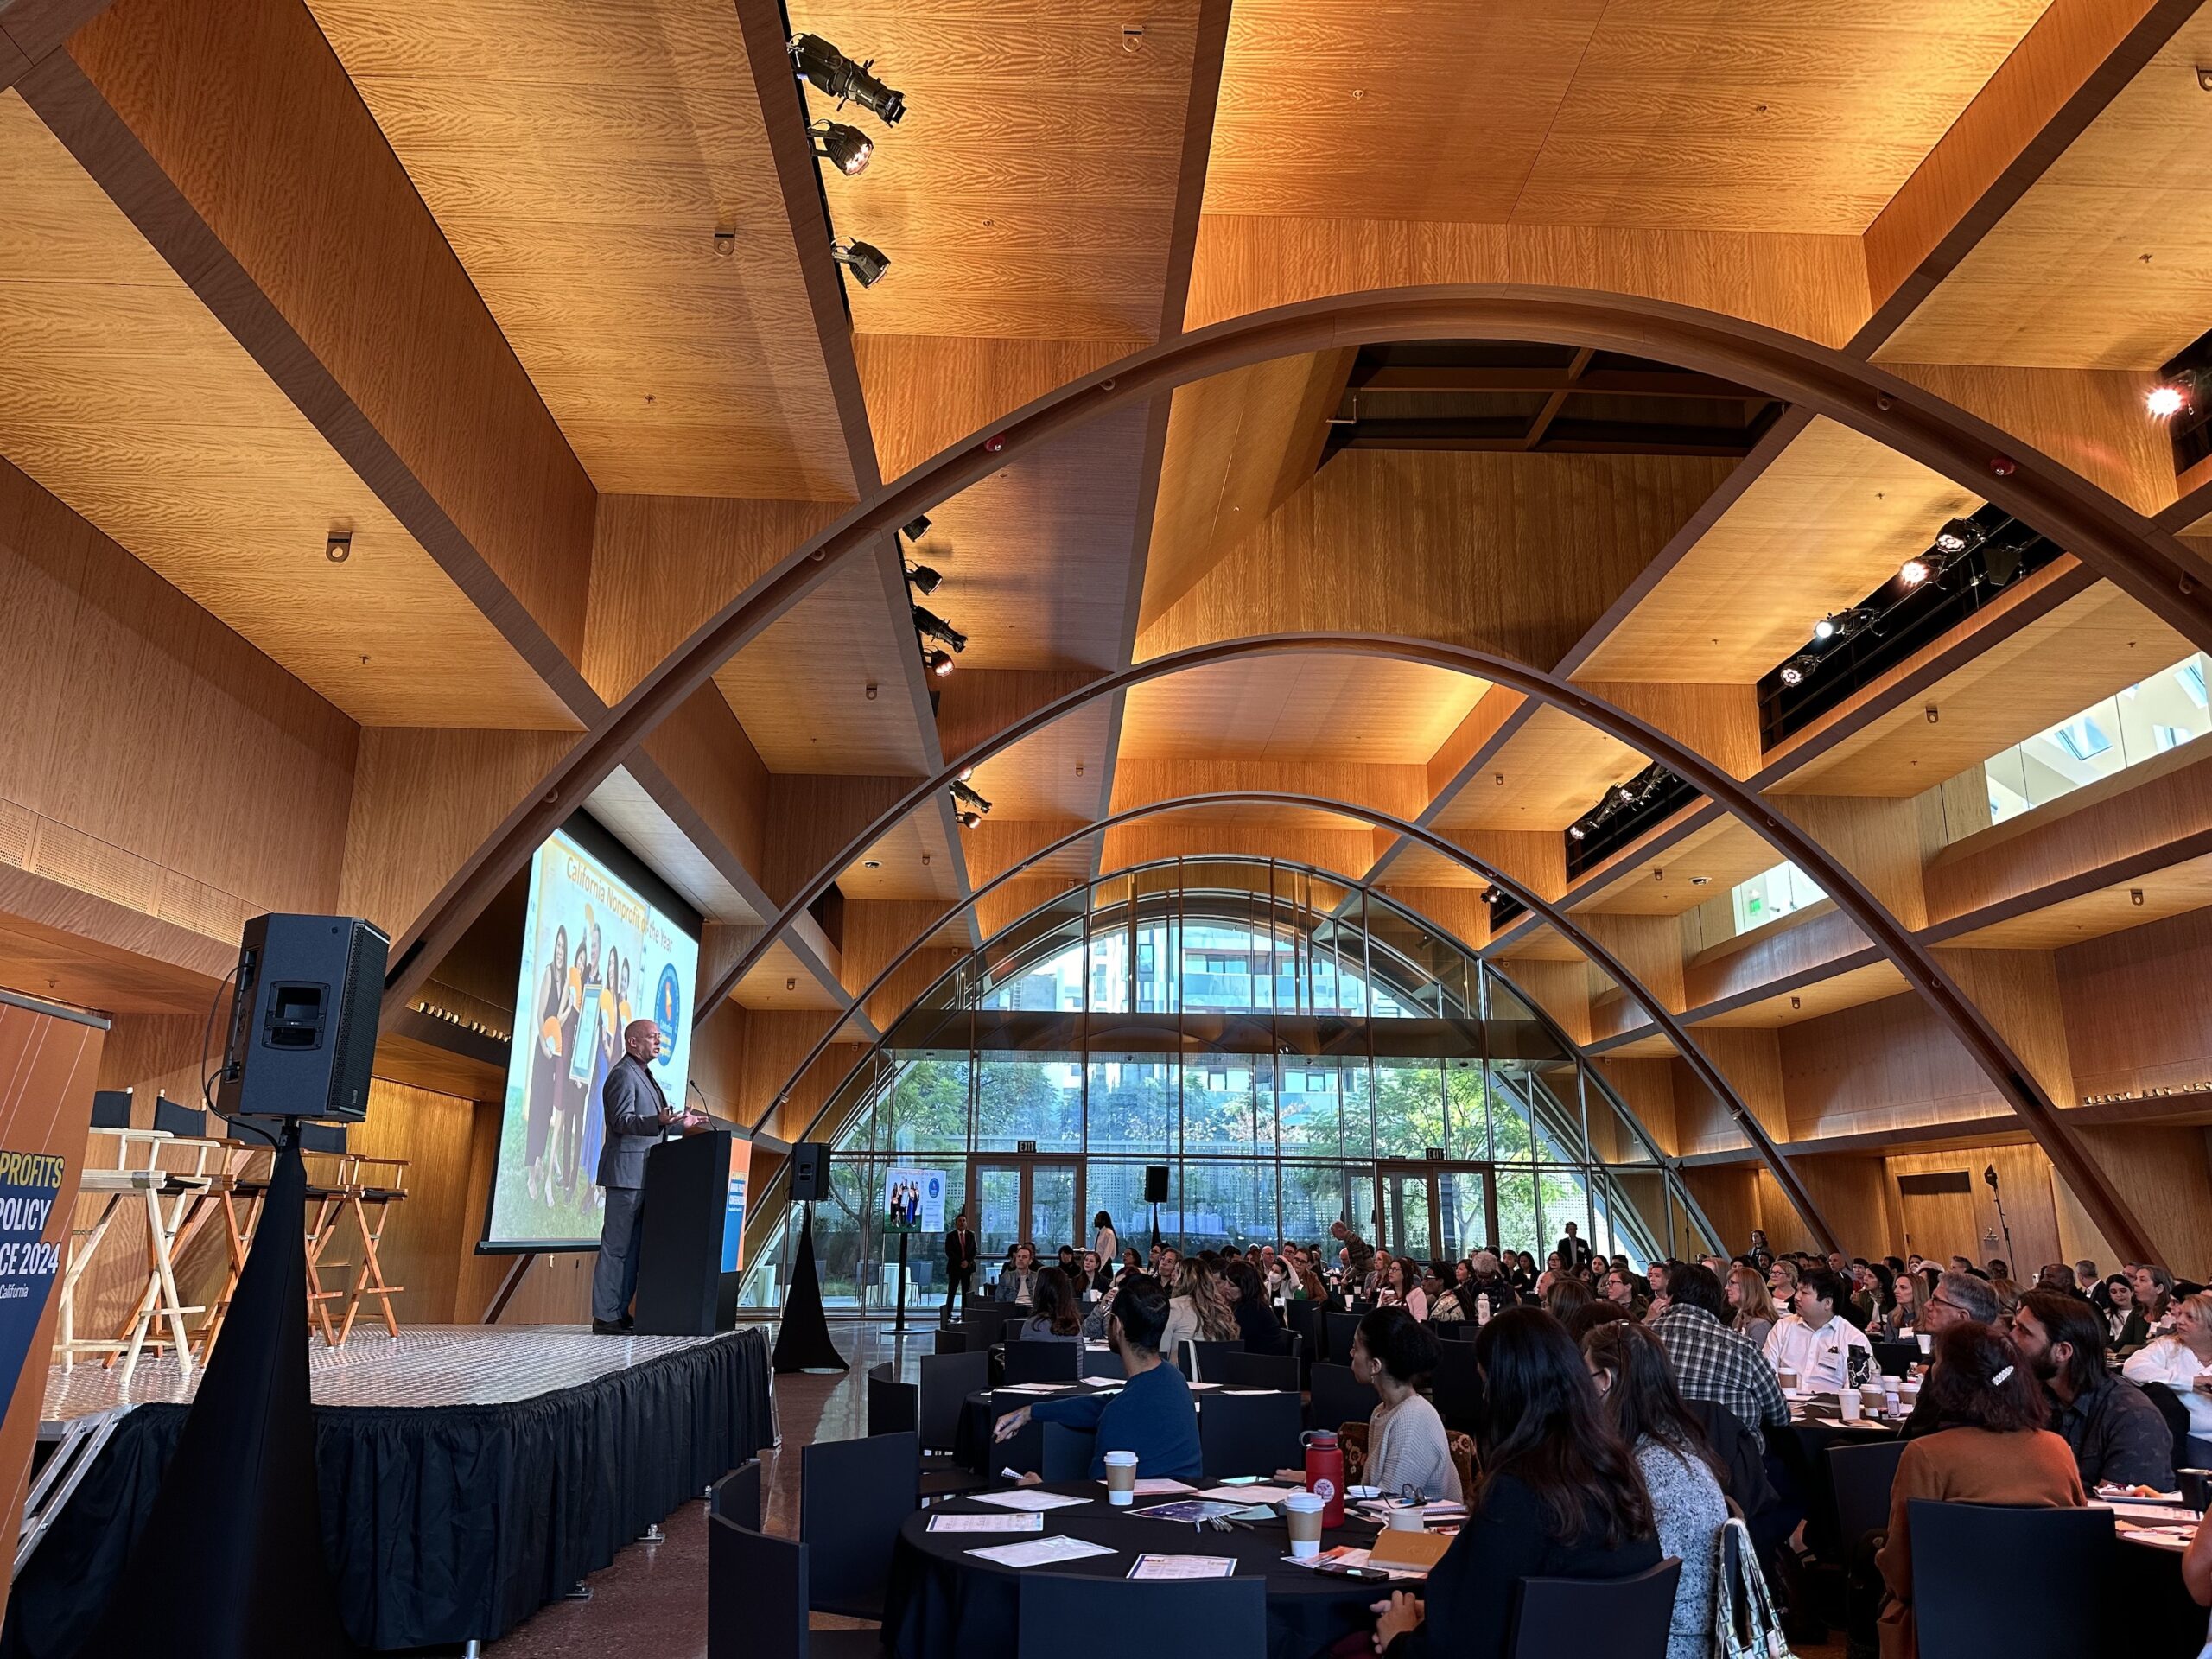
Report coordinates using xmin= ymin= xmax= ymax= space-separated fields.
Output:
xmin=862 ymin=859 xmax=880 ymax=869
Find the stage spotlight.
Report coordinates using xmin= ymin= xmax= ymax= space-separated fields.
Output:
xmin=1812 ymin=615 xmax=1839 ymax=642
xmin=789 ymin=34 xmax=906 ymax=124
xmin=1567 ymin=824 xmax=1585 ymax=841
xmin=1898 ymin=555 xmax=1935 ymax=587
xmin=926 ymin=647 xmax=955 ymax=677
xmin=906 ymin=562 xmax=943 ymax=594
xmin=1780 ymin=662 xmax=1805 ymax=688
xmin=1932 ymin=518 xmax=1986 ymax=556
xmin=912 ymin=605 xmax=966 ymax=653
xmin=957 ymin=810 xmax=983 ymax=830
xmin=902 ymin=515 xmax=931 ymax=542
xmin=831 ymin=238 xmax=890 ymax=288
xmin=2148 ymin=381 xmax=2190 ymax=419
xmin=810 ymin=120 xmax=874 ymax=175
xmin=957 ymin=766 xmax=975 ymax=783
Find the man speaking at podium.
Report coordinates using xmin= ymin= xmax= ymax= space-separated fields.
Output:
xmin=592 ymin=1017 xmax=695 ymax=1333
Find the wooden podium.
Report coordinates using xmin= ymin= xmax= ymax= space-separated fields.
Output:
xmin=632 ymin=1128 xmax=733 ymax=1337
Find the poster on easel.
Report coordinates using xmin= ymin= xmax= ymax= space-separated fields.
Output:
xmin=882 ymin=1167 xmax=945 ymax=1235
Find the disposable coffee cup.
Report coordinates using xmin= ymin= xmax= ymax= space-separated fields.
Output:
xmin=1777 ymin=1370 xmax=1798 ymax=1391
xmin=1916 ymin=1332 xmax=1933 ymax=1355
xmin=2180 ymin=1469 xmax=2212 ymax=1514
xmin=1837 ymin=1389 xmax=1862 ymax=1421
xmin=1103 ymin=1449 xmax=1137 ymax=1506
xmin=1283 ymin=1492 xmax=1325 ymax=1558
xmin=1385 ymin=1505 xmax=1427 ymax=1532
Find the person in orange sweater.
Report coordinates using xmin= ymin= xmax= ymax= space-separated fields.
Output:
xmin=1875 ymin=1321 xmax=2086 ymax=1659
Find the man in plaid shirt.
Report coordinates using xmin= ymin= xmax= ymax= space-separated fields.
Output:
xmin=1648 ymin=1262 xmax=1789 ymax=1447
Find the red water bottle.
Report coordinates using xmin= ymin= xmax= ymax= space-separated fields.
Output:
xmin=1302 ymin=1428 xmax=1344 ymax=1529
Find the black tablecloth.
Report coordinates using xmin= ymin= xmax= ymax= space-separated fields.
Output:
xmin=1781 ymin=1406 xmax=1901 ymax=1561
xmin=883 ymin=1481 xmax=1391 ymax=1659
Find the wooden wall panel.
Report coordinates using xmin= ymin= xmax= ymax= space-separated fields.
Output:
xmin=1885 ymin=1142 xmax=2066 ymax=1271
xmin=1691 ymin=1027 xmax=1789 ymax=1148
xmin=1794 ymin=1153 xmax=1895 ymax=1258
xmin=1884 ymin=363 xmax=2177 ymax=516
xmin=346 ymin=1078 xmax=481 ymax=1325
xmin=1143 ymin=449 xmax=1738 ymax=675
xmin=1681 ymin=1165 xmax=1761 ymax=1255
xmin=336 ymin=728 xmax=575 ymax=944
xmin=2057 ymin=905 xmax=2212 ymax=1100
xmin=1771 ymin=794 xmax=1938 ymax=930
xmin=2077 ymin=1124 xmax=2212 ymax=1278
xmin=0 ymin=458 xmax=356 ymax=944
xmin=1778 ymin=991 xmax=1998 ymax=1140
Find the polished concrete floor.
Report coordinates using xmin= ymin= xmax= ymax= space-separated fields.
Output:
xmin=481 ymin=1319 xmax=922 ymax=1658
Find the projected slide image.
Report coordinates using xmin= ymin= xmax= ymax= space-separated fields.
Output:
xmin=490 ymin=825 xmax=699 ymax=1248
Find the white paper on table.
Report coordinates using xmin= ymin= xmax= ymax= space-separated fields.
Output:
xmin=2092 ymin=1503 xmax=2202 ymax=1525
xmin=927 ymin=1512 xmax=1046 ymax=1533
xmin=1277 ymin=1546 xmax=1427 ymax=1582
xmin=967 ymin=1535 xmax=1119 ymax=1568
xmin=1196 ymin=1484 xmax=1299 ymax=1504
xmin=999 ymin=1382 xmax=1077 ymax=1395
xmin=1185 ymin=1381 xmax=1222 ymax=1391
xmin=1132 ymin=1478 xmax=1196 ymax=1496
xmin=968 ymin=1490 xmax=1093 ymax=1512
xmin=1222 ymin=1388 xmax=1280 ymax=1396
xmin=2115 ymin=1523 xmax=2196 ymax=1553
xmin=1128 ymin=1554 xmax=1237 ymax=1580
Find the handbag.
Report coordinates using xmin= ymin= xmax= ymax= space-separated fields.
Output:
xmin=1714 ymin=1515 xmax=1793 ymax=1659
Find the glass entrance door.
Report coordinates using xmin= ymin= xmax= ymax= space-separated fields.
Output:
xmin=971 ymin=1159 xmax=1085 ymax=1276
xmin=1376 ymin=1162 xmax=1499 ymax=1263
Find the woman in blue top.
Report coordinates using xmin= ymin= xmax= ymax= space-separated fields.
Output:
xmin=994 ymin=1272 xmax=1201 ymax=1481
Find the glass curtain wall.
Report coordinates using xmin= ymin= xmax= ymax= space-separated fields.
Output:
xmin=741 ymin=859 xmax=1718 ymax=1313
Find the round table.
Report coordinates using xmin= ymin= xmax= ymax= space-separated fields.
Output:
xmin=882 ymin=1480 xmax=1395 ymax=1659
xmin=953 ymin=1382 xmax=1303 ymax=1475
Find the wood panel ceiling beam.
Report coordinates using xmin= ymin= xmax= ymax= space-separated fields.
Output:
xmin=1351 ymin=365 xmax=1762 ymax=400
xmin=0 ymin=0 xmax=115 ymax=90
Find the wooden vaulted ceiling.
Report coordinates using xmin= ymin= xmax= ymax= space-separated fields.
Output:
xmin=10 ymin=0 xmax=2212 ymax=1135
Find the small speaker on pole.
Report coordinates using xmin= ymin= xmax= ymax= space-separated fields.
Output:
xmin=1143 ymin=1165 xmax=1169 ymax=1203
xmin=790 ymin=1141 xmax=830 ymax=1202
xmin=215 ymin=913 xmax=388 ymax=1122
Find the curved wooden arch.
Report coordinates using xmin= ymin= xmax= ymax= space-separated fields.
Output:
xmin=688 ymin=631 xmax=2153 ymax=1264
xmin=753 ymin=790 xmax=1842 ymax=1253
xmin=379 ymin=285 xmax=2188 ymax=1260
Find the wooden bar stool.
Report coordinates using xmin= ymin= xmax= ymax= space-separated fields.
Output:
xmin=329 ymin=1148 xmax=409 ymax=1344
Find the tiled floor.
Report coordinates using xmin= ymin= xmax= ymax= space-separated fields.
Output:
xmin=483 ymin=1319 xmax=926 ymax=1658
xmin=43 ymin=1324 xmax=738 ymax=1418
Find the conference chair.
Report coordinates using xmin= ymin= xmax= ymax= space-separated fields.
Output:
xmin=1284 ymin=1297 xmax=1324 ymax=1363
xmin=932 ymin=1327 xmax=970 ymax=1355
xmin=1871 ymin=1338 xmax=1921 ymax=1376
xmin=1002 ymin=1339 xmax=1081 ymax=1385
xmin=1220 ymin=1350 xmax=1299 ymax=1392
xmin=1306 ymin=1362 xmax=1378 ymax=1437
xmin=1016 ymin=1571 xmax=1267 ymax=1659
xmin=1078 ymin=1346 xmax=1125 ymax=1380
xmin=1199 ymin=1389 xmax=1305 ymax=1480
xmin=709 ymin=1460 xmax=763 ymax=1532
xmin=1324 ymin=1311 xmax=1362 ymax=1364
xmin=2139 ymin=1381 xmax=2196 ymax=1471
xmin=1908 ymin=1501 xmax=2113 ymax=1657
xmin=709 ymin=1514 xmax=882 ymax=1659
xmin=1827 ymin=1440 xmax=1907 ymax=1560
xmin=869 ymin=1365 xmax=989 ymax=1502
xmin=1039 ymin=1423 xmax=1096 ymax=1481
xmin=1431 ymin=1336 xmax=1484 ymax=1434
xmin=1506 ymin=1559 xmax=1682 ymax=1659
xmin=799 ymin=1430 xmax=919 ymax=1619
xmin=963 ymin=1302 xmax=1012 ymax=1345
xmin=918 ymin=1349 xmax=988 ymax=1455
xmin=1177 ymin=1338 xmax=1243 ymax=1382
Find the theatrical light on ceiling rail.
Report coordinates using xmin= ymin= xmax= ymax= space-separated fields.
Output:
xmin=902 ymin=515 xmax=931 ymax=543
xmin=2146 ymin=372 xmax=2200 ymax=420
xmin=905 ymin=562 xmax=943 ymax=594
xmin=913 ymin=605 xmax=966 ymax=654
xmin=1932 ymin=518 xmax=1986 ymax=556
xmin=950 ymin=779 xmax=994 ymax=830
xmin=831 ymin=238 xmax=891 ymax=288
xmin=925 ymin=648 xmax=955 ymax=677
xmin=788 ymin=34 xmax=906 ymax=124
xmin=810 ymin=120 xmax=874 ymax=175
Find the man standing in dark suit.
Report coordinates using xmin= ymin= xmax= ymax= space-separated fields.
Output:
xmin=592 ymin=1019 xmax=681 ymax=1333
xmin=1557 ymin=1221 xmax=1593 ymax=1274
xmin=944 ymin=1208 xmax=979 ymax=1320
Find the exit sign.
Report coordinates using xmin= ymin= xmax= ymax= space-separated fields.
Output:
xmin=1425 ymin=1147 xmax=1446 ymax=1161
xmin=1017 ymin=1139 xmax=1037 ymax=1154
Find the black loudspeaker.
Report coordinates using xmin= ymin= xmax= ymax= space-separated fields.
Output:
xmin=217 ymin=913 xmax=389 ymax=1122
xmin=1144 ymin=1165 xmax=1169 ymax=1203
xmin=790 ymin=1141 xmax=831 ymax=1202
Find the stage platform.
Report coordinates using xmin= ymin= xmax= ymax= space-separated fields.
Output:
xmin=7 ymin=1324 xmax=775 ymax=1657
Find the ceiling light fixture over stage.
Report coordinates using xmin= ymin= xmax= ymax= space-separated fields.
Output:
xmin=905 ymin=562 xmax=943 ymax=595
xmin=830 ymin=238 xmax=890 ymax=288
xmin=788 ymin=34 xmax=906 ymax=124
xmin=2147 ymin=380 xmax=2192 ymax=420
xmin=950 ymin=779 xmax=993 ymax=830
xmin=810 ymin=120 xmax=874 ymax=175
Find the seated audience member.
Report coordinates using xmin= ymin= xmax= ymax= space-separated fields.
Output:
xmin=1874 ymin=1270 xmax=1925 ymax=1339
xmin=1920 ymin=1268 xmax=1998 ymax=1336
xmin=1158 ymin=1254 xmax=1239 ymax=1367
xmin=1764 ymin=1268 xmax=1872 ymax=1389
xmin=1462 ymin=1249 xmax=1515 ymax=1316
xmin=2123 ymin=1289 xmax=2212 ymax=1463
xmin=1647 ymin=1263 xmax=1789 ymax=1450
xmin=1017 ymin=1266 xmax=1084 ymax=1343
xmin=1371 ymin=1309 xmax=1660 ymax=1659
xmin=2103 ymin=1274 xmax=2152 ymax=1355
xmin=995 ymin=1242 xmax=1040 ymax=1308
xmin=1726 ymin=1263 xmax=1779 ymax=1352
xmin=1224 ymin=1257 xmax=1283 ymax=1348
xmin=1583 ymin=1322 xmax=1727 ymax=1659
xmin=2134 ymin=1263 xmax=2179 ymax=1332
xmin=995 ymin=1273 xmax=1200 ymax=1480
xmin=1297 ymin=1261 xmax=1330 ymax=1304
xmin=1767 ymin=1258 xmax=1800 ymax=1306
xmin=1079 ymin=1249 xmax=1106 ymax=1296
xmin=1603 ymin=1266 xmax=1651 ymax=1319
xmin=1564 ymin=1298 xmax=1632 ymax=1343
xmin=1351 ymin=1306 xmax=1461 ymax=1502
xmin=2076 ymin=1260 xmax=2106 ymax=1311
xmin=2012 ymin=1288 xmax=2173 ymax=1491
xmin=2033 ymin=1262 xmax=2086 ymax=1300
xmin=1542 ymin=1274 xmax=1596 ymax=1325
xmin=1876 ymin=1323 xmax=2086 ymax=1659
xmin=1510 ymin=1250 xmax=1540 ymax=1294
xmin=1379 ymin=1255 xmax=1428 ymax=1322
xmin=1057 ymin=1244 xmax=1078 ymax=1276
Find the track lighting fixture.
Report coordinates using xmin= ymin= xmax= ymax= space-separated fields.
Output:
xmin=810 ymin=120 xmax=874 ymax=175
xmin=912 ymin=605 xmax=966 ymax=654
xmin=1811 ymin=607 xmax=1878 ymax=646
xmin=905 ymin=562 xmax=943 ymax=595
xmin=1567 ymin=824 xmax=1585 ymax=841
xmin=957 ymin=766 xmax=975 ymax=783
xmin=1897 ymin=555 xmax=1934 ymax=588
xmin=1932 ymin=518 xmax=1986 ymax=556
xmin=2147 ymin=379 xmax=2193 ymax=420
xmin=957 ymin=810 xmax=983 ymax=830
xmin=789 ymin=34 xmax=906 ymax=124
xmin=925 ymin=647 xmax=955 ymax=677
xmin=830 ymin=238 xmax=890 ymax=288
xmin=902 ymin=515 xmax=931 ymax=542
xmin=950 ymin=779 xmax=992 ymax=815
